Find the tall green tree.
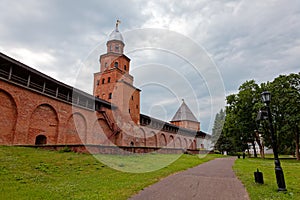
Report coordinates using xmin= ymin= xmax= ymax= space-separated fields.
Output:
xmin=218 ymin=72 xmax=299 ymax=159
xmin=268 ymin=73 xmax=300 ymax=159
xmin=224 ymin=80 xmax=261 ymax=156
xmin=212 ymin=109 xmax=227 ymax=152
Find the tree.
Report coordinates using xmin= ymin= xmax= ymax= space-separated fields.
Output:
xmin=212 ymin=109 xmax=225 ymax=144
xmin=216 ymin=73 xmax=300 ymax=160
xmin=219 ymin=73 xmax=300 ymax=160
xmin=268 ymin=73 xmax=300 ymax=159
xmin=224 ymin=80 xmax=261 ymax=157
xmin=212 ymin=109 xmax=227 ymax=152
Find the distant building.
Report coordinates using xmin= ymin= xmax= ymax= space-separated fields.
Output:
xmin=247 ymin=142 xmax=273 ymax=155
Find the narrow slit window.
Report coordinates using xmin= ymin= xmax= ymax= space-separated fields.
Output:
xmin=114 ymin=62 xmax=118 ymax=68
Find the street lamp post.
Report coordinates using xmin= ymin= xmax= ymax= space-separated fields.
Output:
xmin=261 ymin=91 xmax=287 ymax=191
xmin=259 ymin=133 xmax=265 ymax=159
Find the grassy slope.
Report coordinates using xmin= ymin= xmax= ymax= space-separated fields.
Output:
xmin=234 ymin=157 xmax=300 ymax=200
xmin=0 ymin=146 xmax=220 ymax=200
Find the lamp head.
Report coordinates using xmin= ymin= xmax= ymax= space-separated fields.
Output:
xmin=261 ymin=91 xmax=271 ymax=104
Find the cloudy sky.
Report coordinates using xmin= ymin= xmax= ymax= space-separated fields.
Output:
xmin=1 ymin=0 xmax=300 ymax=133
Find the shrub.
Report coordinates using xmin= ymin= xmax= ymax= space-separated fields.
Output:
xmin=59 ymin=146 xmax=72 ymax=153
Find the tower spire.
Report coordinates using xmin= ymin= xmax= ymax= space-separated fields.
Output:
xmin=116 ymin=19 xmax=121 ymax=31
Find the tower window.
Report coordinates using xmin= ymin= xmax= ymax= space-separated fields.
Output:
xmin=108 ymin=77 xmax=111 ymax=83
xmin=104 ymin=62 xmax=108 ymax=68
xmin=115 ymin=45 xmax=119 ymax=52
xmin=102 ymin=78 xmax=105 ymax=84
xmin=96 ymin=80 xmax=100 ymax=85
xmin=109 ymin=93 xmax=112 ymax=99
xmin=131 ymin=96 xmax=133 ymax=100
xmin=129 ymin=109 xmax=130 ymax=113
xmin=114 ymin=62 xmax=118 ymax=68
xmin=124 ymin=65 xmax=127 ymax=70
xmin=136 ymin=105 xmax=138 ymax=109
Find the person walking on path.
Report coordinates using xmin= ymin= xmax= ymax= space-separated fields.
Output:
xmin=129 ymin=157 xmax=249 ymax=200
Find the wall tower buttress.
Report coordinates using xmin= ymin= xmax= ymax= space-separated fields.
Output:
xmin=170 ymin=99 xmax=200 ymax=131
xmin=93 ymin=21 xmax=140 ymax=124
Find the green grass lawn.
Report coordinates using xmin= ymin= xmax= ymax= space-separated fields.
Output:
xmin=234 ymin=157 xmax=300 ymax=200
xmin=0 ymin=146 xmax=220 ymax=200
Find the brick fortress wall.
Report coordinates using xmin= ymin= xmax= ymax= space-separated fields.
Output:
xmin=0 ymin=53 xmax=201 ymax=153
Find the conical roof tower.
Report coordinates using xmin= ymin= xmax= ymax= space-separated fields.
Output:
xmin=170 ymin=100 xmax=200 ymax=131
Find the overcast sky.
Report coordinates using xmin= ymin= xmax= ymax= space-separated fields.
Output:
xmin=1 ymin=0 xmax=300 ymax=133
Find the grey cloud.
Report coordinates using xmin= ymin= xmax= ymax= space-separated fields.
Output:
xmin=1 ymin=0 xmax=299 ymax=133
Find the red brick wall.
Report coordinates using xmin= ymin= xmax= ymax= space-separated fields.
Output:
xmin=171 ymin=120 xmax=200 ymax=131
xmin=0 ymin=80 xmax=104 ymax=145
xmin=94 ymin=71 xmax=140 ymax=124
xmin=0 ymin=89 xmax=17 ymax=145
xmin=0 ymin=80 xmax=197 ymax=150
xmin=28 ymin=104 xmax=58 ymax=144
xmin=64 ymin=112 xmax=87 ymax=144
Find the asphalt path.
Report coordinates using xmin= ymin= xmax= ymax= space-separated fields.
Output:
xmin=129 ymin=157 xmax=249 ymax=200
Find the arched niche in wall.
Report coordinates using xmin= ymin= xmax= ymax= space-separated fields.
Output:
xmin=64 ymin=112 xmax=87 ymax=144
xmin=28 ymin=104 xmax=58 ymax=145
xmin=0 ymin=89 xmax=17 ymax=145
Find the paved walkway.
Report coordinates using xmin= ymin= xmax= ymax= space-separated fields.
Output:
xmin=129 ymin=157 xmax=249 ymax=200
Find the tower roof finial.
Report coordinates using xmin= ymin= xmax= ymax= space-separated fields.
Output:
xmin=108 ymin=19 xmax=124 ymax=42
xmin=116 ymin=19 xmax=121 ymax=31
